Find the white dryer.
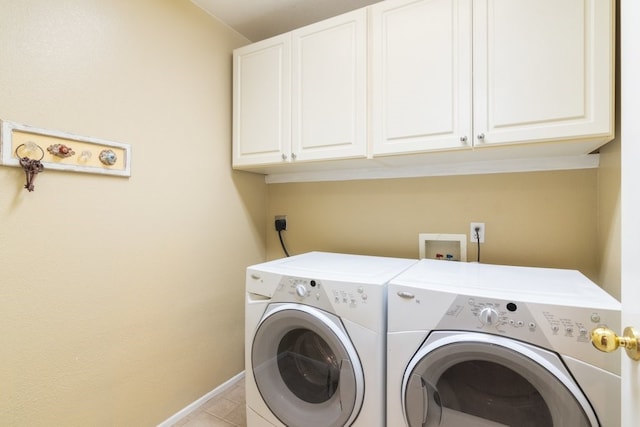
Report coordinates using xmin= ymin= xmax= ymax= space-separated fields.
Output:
xmin=245 ymin=252 xmax=416 ymax=427
xmin=387 ymin=259 xmax=621 ymax=427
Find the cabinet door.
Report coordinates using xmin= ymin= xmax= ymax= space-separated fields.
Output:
xmin=371 ymin=0 xmax=473 ymax=156
xmin=291 ymin=9 xmax=367 ymax=162
xmin=473 ymin=0 xmax=614 ymax=147
xmin=233 ymin=34 xmax=291 ymax=167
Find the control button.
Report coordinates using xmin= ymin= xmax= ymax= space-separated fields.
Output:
xmin=579 ymin=328 xmax=588 ymax=336
xmin=591 ymin=313 xmax=601 ymax=323
xmin=551 ymin=325 xmax=560 ymax=333
xmin=479 ymin=307 xmax=499 ymax=326
xmin=529 ymin=322 xmax=536 ymax=330
xmin=468 ymin=298 xmax=475 ymax=305
xmin=357 ymin=287 xmax=364 ymax=293
xmin=565 ymin=327 xmax=574 ymax=335
xmin=295 ymin=284 xmax=307 ymax=298
xmin=509 ymin=319 xmax=515 ymax=325
xmin=361 ymin=294 xmax=368 ymax=301
xmin=506 ymin=303 xmax=517 ymax=312
xmin=517 ymin=321 xmax=524 ymax=327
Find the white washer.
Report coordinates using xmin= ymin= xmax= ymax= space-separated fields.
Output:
xmin=387 ymin=259 xmax=621 ymax=427
xmin=245 ymin=252 xmax=417 ymax=427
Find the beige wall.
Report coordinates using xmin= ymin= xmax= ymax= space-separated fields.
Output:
xmin=267 ymin=169 xmax=603 ymax=280
xmin=0 ymin=1 xmax=265 ymax=425
xmin=597 ymin=138 xmax=622 ymax=300
xmin=596 ymin=11 xmax=622 ymax=299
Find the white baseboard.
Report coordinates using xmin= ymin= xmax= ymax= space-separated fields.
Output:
xmin=157 ymin=371 xmax=245 ymax=427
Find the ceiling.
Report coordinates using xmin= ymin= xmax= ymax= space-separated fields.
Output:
xmin=191 ymin=0 xmax=383 ymax=42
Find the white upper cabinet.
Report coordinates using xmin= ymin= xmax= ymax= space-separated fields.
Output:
xmin=292 ymin=9 xmax=368 ymax=162
xmin=371 ymin=0 xmax=473 ymax=155
xmin=233 ymin=9 xmax=367 ymax=168
xmin=233 ymin=34 xmax=291 ymax=167
xmin=234 ymin=0 xmax=614 ymax=181
xmin=473 ymin=0 xmax=614 ymax=148
xmin=371 ymin=0 xmax=614 ymax=156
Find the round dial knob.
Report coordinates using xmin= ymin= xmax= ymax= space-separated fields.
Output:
xmin=479 ymin=307 xmax=499 ymax=325
xmin=295 ymin=284 xmax=307 ymax=298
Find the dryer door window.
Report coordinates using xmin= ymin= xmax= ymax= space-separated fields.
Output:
xmin=252 ymin=303 xmax=364 ymax=427
xmin=402 ymin=331 xmax=598 ymax=427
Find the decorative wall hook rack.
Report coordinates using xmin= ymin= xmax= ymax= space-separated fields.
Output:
xmin=0 ymin=119 xmax=131 ymax=178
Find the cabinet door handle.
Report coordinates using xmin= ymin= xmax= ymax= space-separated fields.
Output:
xmin=291 ymin=153 xmax=297 ymax=160
xmin=477 ymin=133 xmax=485 ymax=141
xmin=281 ymin=153 xmax=287 ymax=160
xmin=460 ymin=136 xmax=468 ymax=143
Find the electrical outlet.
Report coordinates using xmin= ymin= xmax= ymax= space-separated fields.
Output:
xmin=275 ymin=215 xmax=287 ymax=231
xmin=470 ymin=222 xmax=485 ymax=243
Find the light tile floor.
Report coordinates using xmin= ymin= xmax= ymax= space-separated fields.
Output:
xmin=172 ymin=378 xmax=247 ymax=427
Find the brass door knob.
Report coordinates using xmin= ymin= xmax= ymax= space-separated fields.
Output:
xmin=591 ymin=326 xmax=640 ymax=361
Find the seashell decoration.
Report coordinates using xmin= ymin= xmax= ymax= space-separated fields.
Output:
xmin=47 ymin=143 xmax=75 ymax=158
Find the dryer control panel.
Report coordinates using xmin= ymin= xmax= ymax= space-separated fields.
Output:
xmin=435 ymin=293 xmax=621 ymax=374
xmin=440 ymin=296 xmax=545 ymax=341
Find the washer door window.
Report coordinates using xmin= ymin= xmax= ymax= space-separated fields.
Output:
xmin=402 ymin=331 xmax=599 ymax=427
xmin=252 ymin=303 xmax=364 ymax=427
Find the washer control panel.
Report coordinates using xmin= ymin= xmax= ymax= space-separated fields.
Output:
xmin=274 ymin=276 xmax=373 ymax=310
xmin=270 ymin=275 xmax=385 ymax=332
xmin=277 ymin=277 xmax=325 ymax=303
xmin=330 ymin=286 xmax=369 ymax=308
